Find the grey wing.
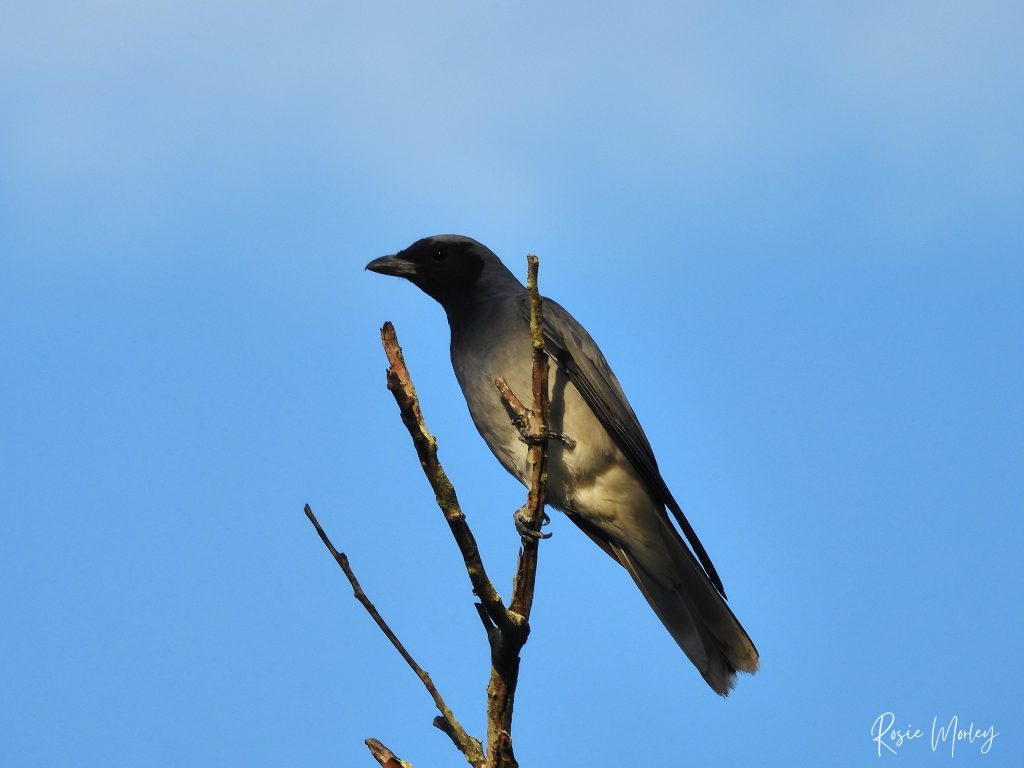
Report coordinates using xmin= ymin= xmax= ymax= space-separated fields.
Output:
xmin=527 ymin=295 xmax=727 ymax=597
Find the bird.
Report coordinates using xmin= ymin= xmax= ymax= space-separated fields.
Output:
xmin=366 ymin=234 xmax=758 ymax=695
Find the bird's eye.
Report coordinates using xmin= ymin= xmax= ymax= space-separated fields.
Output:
xmin=432 ymin=248 xmax=447 ymax=262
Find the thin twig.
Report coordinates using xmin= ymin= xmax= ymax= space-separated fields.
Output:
xmin=485 ymin=254 xmax=550 ymax=768
xmin=305 ymin=504 xmax=485 ymax=766
xmin=511 ymin=254 xmax=549 ymax=621
xmin=497 ymin=377 xmax=574 ymax=451
xmin=380 ymin=323 xmax=516 ymax=637
xmin=365 ymin=738 xmax=413 ymax=768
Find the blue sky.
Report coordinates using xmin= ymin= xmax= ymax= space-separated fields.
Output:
xmin=2 ymin=2 xmax=1021 ymax=766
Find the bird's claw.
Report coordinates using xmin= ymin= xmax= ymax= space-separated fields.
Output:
xmin=552 ymin=432 xmax=576 ymax=449
xmin=517 ymin=431 xmax=576 ymax=449
xmin=514 ymin=507 xmax=552 ymax=540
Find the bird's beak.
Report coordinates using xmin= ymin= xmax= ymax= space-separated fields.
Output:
xmin=365 ymin=254 xmax=417 ymax=278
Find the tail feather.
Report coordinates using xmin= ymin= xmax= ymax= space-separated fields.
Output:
xmin=612 ymin=533 xmax=759 ymax=696
xmin=655 ymin=517 xmax=760 ymax=678
xmin=565 ymin=509 xmax=758 ymax=695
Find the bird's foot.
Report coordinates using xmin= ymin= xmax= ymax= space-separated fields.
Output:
xmin=514 ymin=507 xmax=552 ymax=540
xmin=550 ymin=431 xmax=576 ymax=449
xmin=517 ymin=431 xmax=576 ymax=449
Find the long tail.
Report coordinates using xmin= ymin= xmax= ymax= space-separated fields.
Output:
xmin=611 ymin=525 xmax=759 ymax=696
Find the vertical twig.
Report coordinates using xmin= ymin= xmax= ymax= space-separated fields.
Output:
xmin=510 ymin=254 xmax=549 ymax=620
xmin=485 ymin=255 xmax=550 ymax=768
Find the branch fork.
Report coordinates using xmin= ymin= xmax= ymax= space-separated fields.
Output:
xmin=306 ymin=255 xmax=551 ymax=768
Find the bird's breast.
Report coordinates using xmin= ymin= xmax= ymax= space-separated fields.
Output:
xmin=451 ymin=323 xmax=621 ymax=512
xmin=450 ymin=319 xmax=669 ymax=564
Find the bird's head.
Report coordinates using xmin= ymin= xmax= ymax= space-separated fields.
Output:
xmin=366 ymin=235 xmax=516 ymax=311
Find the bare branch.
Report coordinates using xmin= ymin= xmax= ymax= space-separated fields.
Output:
xmin=485 ymin=254 xmax=551 ymax=767
xmin=380 ymin=323 xmax=517 ymax=638
xmin=365 ymin=738 xmax=413 ymax=768
xmin=312 ymin=255 xmax=548 ymax=767
xmin=510 ymin=254 xmax=550 ymax=621
xmin=305 ymin=504 xmax=485 ymax=766
xmin=494 ymin=377 xmax=532 ymax=442
xmin=496 ymin=376 xmax=574 ymax=450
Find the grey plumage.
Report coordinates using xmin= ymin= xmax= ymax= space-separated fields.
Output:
xmin=366 ymin=234 xmax=758 ymax=695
